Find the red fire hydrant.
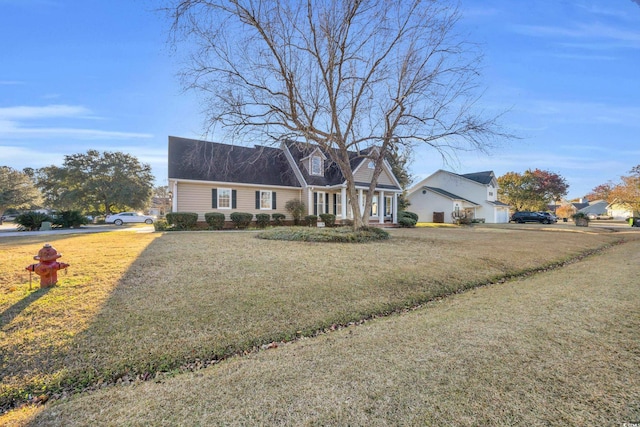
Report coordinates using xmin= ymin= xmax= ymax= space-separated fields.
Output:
xmin=26 ymin=244 xmax=70 ymax=288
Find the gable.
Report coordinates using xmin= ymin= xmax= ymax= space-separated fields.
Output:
xmin=460 ymin=171 xmax=496 ymax=186
xmin=168 ymin=136 xmax=301 ymax=187
xmin=283 ymin=141 xmax=401 ymax=190
xmin=409 ymin=169 xmax=497 ymax=196
xmin=353 ymin=161 xmax=396 ymax=186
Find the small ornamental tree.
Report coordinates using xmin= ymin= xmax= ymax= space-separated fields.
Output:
xmin=285 ymin=200 xmax=306 ymax=226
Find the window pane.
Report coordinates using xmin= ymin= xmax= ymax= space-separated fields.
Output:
xmin=311 ymin=156 xmax=321 ymax=175
xmin=261 ymin=191 xmax=271 ymax=209
xmin=317 ymin=192 xmax=325 ymax=213
xmin=218 ymin=189 xmax=231 ymax=208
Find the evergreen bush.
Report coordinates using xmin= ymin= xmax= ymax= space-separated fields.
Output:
xmin=255 ymin=213 xmax=271 ymax=228
xmin=204 ymin=212 xmax=226 ymax=230
xmin=319 ymin=213 xmax=336 ymax=227
xmin=166 ymin=212 xmax=199 ymax=230
xmin=230 ymin=212 xmax=253 ymax=229
xmin=15 ymin=212 xmax=53 ymax=231
xmin=304 ymin=214 xmax=318 ymax=227
xmin=271 ymin=213 xmax=286 ymax=226
xmin=53 ymin=210 xmax=88 ymax=228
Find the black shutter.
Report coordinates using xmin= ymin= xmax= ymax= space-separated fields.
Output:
xmin=382 ymin=197 xmax=386 ymax=217
xmin=333 ymin=194 xmax=337 ymax=215
xmin=232 ymin=190 xmax=237 ymax=209
xmin=313 ymin=192 xmax=318 ymax=216
xmin=325 ymin=193 xmax=329 ymax=214
xmin=255 ymin=191 xmax=260 ymax=209
xmin=212 ymin=189 xmax=217 ymax=209
xmin=272 ymin=192 xmax=277 ymax=210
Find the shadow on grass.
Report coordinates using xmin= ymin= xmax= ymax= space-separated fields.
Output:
xmin=0 ymin=287 xmax=51 ymax=329
xmin=7 ymin=229 xmax=629 ymax=424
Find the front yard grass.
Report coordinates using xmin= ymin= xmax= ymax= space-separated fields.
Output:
xmin=0 ymin=226 xmax=633 ymax=416
xmin=25 ymin=236 xmax=640 ymax=426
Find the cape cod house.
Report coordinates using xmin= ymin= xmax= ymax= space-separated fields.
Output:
xmin=167 ymin=136 xmax=403 ymax=224
xmin=406 ymin=170 xmax=510 ymax=224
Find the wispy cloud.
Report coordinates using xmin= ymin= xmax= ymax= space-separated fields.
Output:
xmin=0 ymin=104 xmax=153 ymax=140
xmin=0 ymin=104 xmax=91 ymax=120
xmin=550 ymin=53 xmax=617 ymax=61
xmin=522 ymin=100 xmax=640 ymax=126
xmin=578 ymin=3 xmax=639 ymax=20
xmin=510 ymin=22 xmax=640 ymax=50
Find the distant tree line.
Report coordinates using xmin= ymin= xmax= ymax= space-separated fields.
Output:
xmin=497 ymin=169 xmax=569 ymax=212
xmin=0 ymin=150 xmax=156 ymax=221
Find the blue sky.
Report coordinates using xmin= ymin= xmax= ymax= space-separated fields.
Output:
xmin=1 ymin=0 xmax=639 ymax=199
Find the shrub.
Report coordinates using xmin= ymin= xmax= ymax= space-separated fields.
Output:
xmin=398 ymin=211 xmax=418 ymax=227
xmin=166 ymin=212 xmax=199 ymax=230
xmin=285 ymin=199 xmax=306 ymax=225
xmin=153 ymin=219 xmax=168 ymax=231
xmin=15 ymin=212 xmax=53 ymax=231
xmin=357 ymin=226 xmax=390 ymax=240
xmin=304 ymin=214 xmax=318 ymax=227
xmin=572 ymin=212 xmax=589 ymax=220
xmin=319 ymin=213 xmax=336 ymax=227
xmin=257 ymin=226 xmax=390 ymax=243
xmin=230 ymin=212 xmax=253 ymax=229
xmin=399 ymin=211 xmax=419 ymax=222
xmin=204 ymin=212 xmax=226 ymax=230
xmin=271 ymin=213 xmax=286 ymax=226
xmin=398 ymin=216 xmax=417 ymax=228
xmin=255 ymin=213 xmax=271 ymax=228
xmin=53 ymin=210 xmax=88 ymax=228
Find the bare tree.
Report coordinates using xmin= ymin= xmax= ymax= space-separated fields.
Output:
xmin=167 ymin=0 xmax=509 ymax=228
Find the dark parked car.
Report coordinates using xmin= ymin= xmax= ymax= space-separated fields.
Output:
xmin=510 ymin=211 xmax=551 ymax=224
xmin=537 ymin=212 xmax=558 ymax=223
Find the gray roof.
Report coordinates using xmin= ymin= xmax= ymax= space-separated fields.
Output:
xmin=459 ymin=171 xmax=495 ymax=185
xmin=487 ymin=200 xmax=510 ymax=207
xmin=423 ymin=186 xmax=479 ymax=205
xmin=284 ymin=141 xmax=353 ymax=186
xmin=577 ymin=200 xmax=608 ymax=215
xmin=168 ymin=136 xmax=301 ymax=187
xmin=572 ymin=202 xmax=589 ymax=211
xmin=168 ymin=136 xmax=402 ymax=191
xmin=284 ymin=141 xmax=401 ymax=190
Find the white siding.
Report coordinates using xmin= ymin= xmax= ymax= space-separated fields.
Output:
xmin=408 ymin=170 xmax=508 ymax=224
xmin=409 ymin=190 xmax=455 ymax=223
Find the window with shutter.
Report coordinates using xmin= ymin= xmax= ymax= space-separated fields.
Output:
xmin=218 ymin=188 xmax=231 ymax=209
xmin=258 ymin=190 xmax=272 ymax=209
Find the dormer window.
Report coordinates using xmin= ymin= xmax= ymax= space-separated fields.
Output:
xmin=311 ymin=155 xmax=323 ymax=176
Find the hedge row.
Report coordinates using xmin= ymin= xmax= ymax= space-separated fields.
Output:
xmin=165 ymin=212 xmax=288 ymax=230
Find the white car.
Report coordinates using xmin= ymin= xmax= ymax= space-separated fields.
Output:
xmin=105 ymin=212 xmax=155 ymax=225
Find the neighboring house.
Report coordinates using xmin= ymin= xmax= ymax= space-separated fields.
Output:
xmin=607 ymin=199 xmax=635 ymax=219
xmin=167 ymin=136 xmax=403 ymax=224
xmin=149 ymin=196 xmax=171 ymax=217
xmin=406 ymin=170 xmax=510 ymax=224
xmin=575 ymin=199 xmax=608 ymax=218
